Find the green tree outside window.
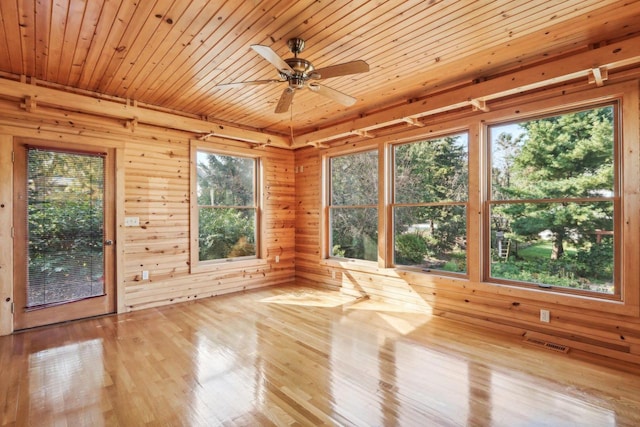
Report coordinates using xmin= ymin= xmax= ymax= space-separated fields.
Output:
xmin=392 ymin=133 xmax=468 ymax=272
xmin=196 ymin=152 xmax=257 ymax=261
xmin=489 ymin=105 xmax=616 ymax=294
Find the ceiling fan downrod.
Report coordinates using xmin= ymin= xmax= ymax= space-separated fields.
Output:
xmin=287 ymin=38 xmax=305 ymax=56
xmin=281 ymin=39 xmax=316 ymax=88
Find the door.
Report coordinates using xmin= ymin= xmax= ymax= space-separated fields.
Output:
xmin=13 ymin=139 xmax=115 ymax=330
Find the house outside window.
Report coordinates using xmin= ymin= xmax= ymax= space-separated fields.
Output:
xmin=487 ymin=104 xmax=618 ymax=296
xmin=196 ymin=151 xmax=259 ymax=262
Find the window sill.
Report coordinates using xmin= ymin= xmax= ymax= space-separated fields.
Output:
xmin=321 ymin=257 xmax=379 ymax=268
xmin=394 ymin=264 xmax=468 ymax=280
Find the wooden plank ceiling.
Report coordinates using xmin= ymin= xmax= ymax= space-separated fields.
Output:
xmin=0 ymin=0 xmax=639 ymax=138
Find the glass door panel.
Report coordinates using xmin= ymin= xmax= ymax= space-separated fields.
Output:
xmin=14 ymin=140 xmax=115 ymax=330
xmin=27 ymin=149 xmax=105 ymax=307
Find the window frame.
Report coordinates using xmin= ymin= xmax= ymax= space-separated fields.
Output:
xmin=474 ymin=81 xmax=639 ymax=313
xmin=389 ymin=131 xmax=470 ymax=275
xmin=485 ymin=103 xmax=620 ymax=298
xmin=319 ymin=81 xmax=639 ymax=315
xmin=190 ymin=141 xmax=265 ymax=273
xmin=324 ymin=146 xmax=380 ymax=263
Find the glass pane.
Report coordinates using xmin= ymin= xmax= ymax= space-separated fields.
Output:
xmin=27 ymin=149 xmax=105 ymax=307
xmin=330 ymin=207 xmax=378 ymax=261
xmin=489 ymin=201 xmax=614 ymax=294
xmin=199 ymin=207 xmax=256 ymax=261
xmin=196 ymin=152 xmax=254 ymax=206
xmin=394 ymin=205 xmax=467 ymax=273
xmin=331 ymin=150 xmax=378 ymax=206
xmin=490 ymin=106 xmax=614 ymax=201
xmin=394 ymin=133 xmax=468 ymax=203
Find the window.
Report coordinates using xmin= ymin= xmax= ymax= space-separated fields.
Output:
xmin=196 ymin=151 xmax=259 ymax=262
xmin=392 ymin=133 xmax=468 ymax=273
xmin=320 ymin=83 xmax=636 ymax=308
xmin=328 ymin=149 xmax=378 ymax=261
xmin=488 ymin=104 xmax=617 ymax=295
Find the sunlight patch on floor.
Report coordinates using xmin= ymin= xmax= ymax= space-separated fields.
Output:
xmin=261 ymin=288 xmax=434 ymax=335
xmin=345 ymin=299 xmax=430 ymax=314
xmin=374 ymin=312 xmax=432 ymax=335
xmin=343 ymin=299 xmax=433 ymax=335
xmin=260 ymin=289 xmax=360 ymax=307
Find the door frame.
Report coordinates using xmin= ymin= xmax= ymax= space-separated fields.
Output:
xmin=12 ymin=138 xmax=116 ymax=330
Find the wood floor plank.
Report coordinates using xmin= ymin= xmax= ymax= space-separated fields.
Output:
xmin=1 ymin=285 xmax=640 ymax=426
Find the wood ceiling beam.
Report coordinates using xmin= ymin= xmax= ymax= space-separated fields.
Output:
xmin=0 ymin=77 xmax=290 ymax=147
xmin=2 ymin=35 xmax=639 ymax=150
xmin=294 ymin=36 xmax=640 ymax=148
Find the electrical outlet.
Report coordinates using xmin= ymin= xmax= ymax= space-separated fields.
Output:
xmin=540 ymin=309 xmax=550 ymax=323
xmin=275 ymin=255 xmax=280 ymax=263
xmin=125 ymin=216 xmax=139 ymax=227
xmin=142 ymin=270 xmax=149 ymax=280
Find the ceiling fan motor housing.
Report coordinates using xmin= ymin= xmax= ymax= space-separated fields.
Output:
xmin=282 ymin=58 xmax=315 ymax=88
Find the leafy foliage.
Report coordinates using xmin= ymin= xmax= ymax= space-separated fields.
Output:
xmin=27 ymin=149 xmax=104 ymax=305
xmin=330 ymin=150 xmax=378 ymax=261
xmin=196 ymin=152 xmax=256 ymax=261
xmin=395 ymin=233 xmax=429 ymax=265
xmin=392 ymin=134 xmax=468 ymax=271
xmin=575 ymin=238 xmax=614 ymax=280
xmin=490 ymin=106 xmax=615 ymax=292
xmin=394 ymin=135 xmax=468 ymax=203
xmin=199 ymin=208 xmax=255 ymax=260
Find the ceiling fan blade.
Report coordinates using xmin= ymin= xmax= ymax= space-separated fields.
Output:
xmin=312 ymin=60 xmax=369 ymax=79
xmin=275 ymin=87 xmax=295 ymax=113
xmin=308 ymin=83 xmax=356 ymax=106
xmin=216 ymin=79 xmax=284 ymax=89
xmin=251 ymin=44 xmax=294 ymax=75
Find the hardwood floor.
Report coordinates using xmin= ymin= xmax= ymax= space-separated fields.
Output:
xmin=1 ymin=285 xmax=640 ymax=426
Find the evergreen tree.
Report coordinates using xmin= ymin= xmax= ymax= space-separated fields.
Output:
xmin=394 ymin=135 xmax=467 ymax=258
xmin=196 ymin=153 xmax=256 ymax=260
xmin=500 ymin=107 xmax=614 ymax=259
xmin=330 ymin=150 xmax=378 ymax=260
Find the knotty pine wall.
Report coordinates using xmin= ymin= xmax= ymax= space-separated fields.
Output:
xmin=0 ymin=97 xmax=295 ymax=334
xmin=295 ymin=76 xmax=640 ymax=367
xmin=2 ymin=73 xmax=640 ymax=369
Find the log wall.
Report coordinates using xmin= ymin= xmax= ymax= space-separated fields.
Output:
xmin=0 ymin=97 xmax=295 ymax=330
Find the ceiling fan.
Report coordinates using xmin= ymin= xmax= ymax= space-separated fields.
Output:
xmin=217 ymin=38 xmax=369 ymax=113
